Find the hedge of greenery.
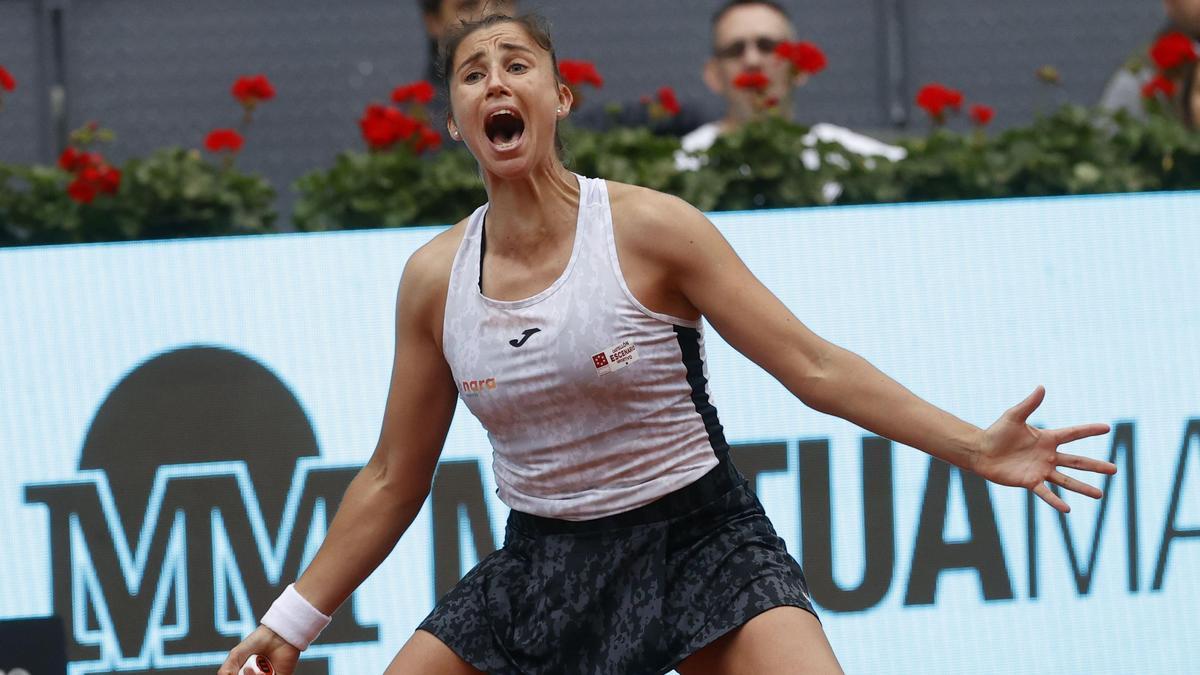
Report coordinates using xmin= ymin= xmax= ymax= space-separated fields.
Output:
xmin=3 ymin=104 xmax=1199 ymax=247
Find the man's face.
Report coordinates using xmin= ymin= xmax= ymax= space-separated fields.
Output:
xmin=1165 ymin=0 xmax=1200 ymax=34
xmin=426 ymin=0 xmax=517 ymax=40
xmin=704 ymin=3 xmax=798 ymax=122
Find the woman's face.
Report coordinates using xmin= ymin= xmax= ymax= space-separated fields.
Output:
xmin=447 ymin=22 xmax=570 ymax=178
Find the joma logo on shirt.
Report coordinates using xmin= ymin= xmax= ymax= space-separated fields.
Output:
xmin=461 ymin=378 xmax=498 ymax=394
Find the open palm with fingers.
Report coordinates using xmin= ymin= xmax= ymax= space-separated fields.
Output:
xmin=973 ymin=386 xmax=1116 ymax=513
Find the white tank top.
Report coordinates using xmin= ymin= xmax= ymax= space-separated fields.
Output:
xmin=442 ymin=175 xmax=727 ymax=520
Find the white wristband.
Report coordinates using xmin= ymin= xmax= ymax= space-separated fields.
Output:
xmin=260 ymin=584 xmax=331 ymax=651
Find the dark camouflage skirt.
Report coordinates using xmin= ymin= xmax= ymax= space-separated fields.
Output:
xmin=417 ymin=457 xmax=816 ymax=674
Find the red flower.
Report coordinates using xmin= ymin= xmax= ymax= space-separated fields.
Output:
xmin=79 ymin=165 xmax=103 ymax=184
xmin=1141 ymin=73 xmax=1177 ymax=99
xmin=231 ymin=74 xmax=276 ymax=108
xmin=0 ymin=65 xmax=15 ymax=92
xmin=915 ymin=82 xmax=964 ymax=122
xmin=59 ymin=147 xmax=119 ymax=203
xmin=1150 ymin=32 xmax=1198 ymax=71
xmin=58 ymin=147 xmax=82 ymax=171
xmin=204 ymin=128 xmax=245 ymax=153
xmin=80 ymin=152 xmax=104 ymax=169
xmin=67 ymin=176 xmax=98 ymax=204
xmin=415 ymin=125 xmax=443 ymax=154
xmin=733 ymin=71 xmax=770 ymax=92
xmin=775 ymin=41 xmax=827 ymax=75
xmin=96 ymin=165 xmax=121 ymax=194
xmin=392 ymin=81 xmax=436 ymax=105
xmin=657 ymin=86 xmax=681 ymax=116
xmin=59 ymin=148 xmax=106 ymax=172
xmin=359 ymin=103 xmax=419 ymax=150
xmin=558 ymin=60 xmax=604 ymax=88
xmin=969 ymin=104 xmax=994 ymax=126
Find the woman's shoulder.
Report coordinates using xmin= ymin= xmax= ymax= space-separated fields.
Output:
xmin=399 ymin=218 xmax=470 ymax=301
xmin=605 ymin=180 xmax=698 ymax=228
xmin=603 ymin=180 xmax=715 ymax=269
xmin=606 ymin=180 xmax=707 ymax=238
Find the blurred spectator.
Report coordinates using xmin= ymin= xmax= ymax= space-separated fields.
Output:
xmin=1099 ymin=0 xmax=1200 ymax=118
xmin=679 ymin=0 xmax=903 ymax=174
xmin=419 ymin=0 xmax=516 ymax=88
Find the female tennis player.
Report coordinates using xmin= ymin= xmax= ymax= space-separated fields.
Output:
xmin=219 ymin=12 xmax=1115 ymax=675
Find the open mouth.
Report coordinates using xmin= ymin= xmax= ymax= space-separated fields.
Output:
xmin=484 ymin=108 xmax=525 ymax=151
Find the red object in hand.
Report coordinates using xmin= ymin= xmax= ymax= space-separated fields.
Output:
xmin=239 ymin=654 xmax=273 ymax=675
xmin=1150 ymin=32 xmax=1198 ymax=71
xmin=204 ymin=128 xmax=245 ymax=153
xmin=0 ymin=65 xmax=15 ymax=92
xmin=558 ymin=60 xmax=604 ymax=88
xmin=733 ymin=71 xmax=770 ymax=92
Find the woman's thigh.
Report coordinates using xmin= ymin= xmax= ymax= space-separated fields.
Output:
xmin=384 ymin=629 xmax=484 ymax=675
xmin=676 ymin=606 xmax=843 ymax=675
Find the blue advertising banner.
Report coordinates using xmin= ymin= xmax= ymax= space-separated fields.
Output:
xmin=1 ymin=191 xmax=1197 ymax=673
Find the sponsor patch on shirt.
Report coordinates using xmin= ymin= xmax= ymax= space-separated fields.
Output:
xmin=460 ymin=378 xmax=497 ymax=396
xmin=592 ymin=340 xmax=639 ymax=375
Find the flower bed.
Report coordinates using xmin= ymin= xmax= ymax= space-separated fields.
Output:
xmin=2 ymin=37 xmax=1198 ymax=246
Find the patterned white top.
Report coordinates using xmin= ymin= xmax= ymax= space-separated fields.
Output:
xmin=441 ymin=174 xmax=726 ymax=520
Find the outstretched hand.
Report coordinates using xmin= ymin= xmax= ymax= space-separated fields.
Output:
xmin=973 ymin=386 xmax=1116 ymax=513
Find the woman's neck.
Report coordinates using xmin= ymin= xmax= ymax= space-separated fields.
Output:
xmin=481 ymin=161 xmax=580 ymax=259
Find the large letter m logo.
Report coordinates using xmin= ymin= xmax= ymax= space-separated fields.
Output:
xmin=25 ymin=459 xmax=375 ymax=674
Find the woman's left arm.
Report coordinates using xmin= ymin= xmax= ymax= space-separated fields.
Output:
xmin=627 ymin=190 xmax=1116 ymax=512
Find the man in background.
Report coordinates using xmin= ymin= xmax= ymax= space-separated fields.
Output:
xmin=1099 ymin=0 xmax=1200 ymax=118
xmin=680 ymin=0 xmax=904 ymax=170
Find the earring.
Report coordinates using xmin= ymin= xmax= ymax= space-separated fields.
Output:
xmin=451 ymin=130 xmax=460 ymax=140
xmin=556 ymin=107 xmax=563 ymax=115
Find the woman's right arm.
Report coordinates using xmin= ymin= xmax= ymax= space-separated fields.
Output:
xmin=219 ymin=236 xmax=460 ymax=674
xmin=291 ymin=240 xmax=459 ymax=614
